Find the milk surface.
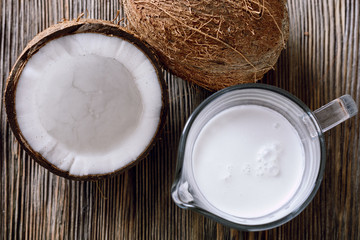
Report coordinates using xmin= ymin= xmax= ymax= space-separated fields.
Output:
xmin=192 ymin=105 xmax=305 ymax=218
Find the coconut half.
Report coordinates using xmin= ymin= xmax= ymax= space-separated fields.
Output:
xmin=5 ymin=19 xmax=168 ymax=180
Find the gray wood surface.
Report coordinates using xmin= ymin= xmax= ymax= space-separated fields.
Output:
xmin=1 ymin=0 xmax=359 ymax=239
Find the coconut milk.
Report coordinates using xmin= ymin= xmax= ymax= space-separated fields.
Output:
xmin=192 ymin=105 xmax=305 ymax=218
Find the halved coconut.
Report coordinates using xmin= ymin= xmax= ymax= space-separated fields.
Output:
xmin=5 ymin=19 xmax=168 ymax=180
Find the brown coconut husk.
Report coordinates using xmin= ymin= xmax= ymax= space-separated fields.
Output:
xmin=124 ymin=0 xmax=289 ymax=91
xmin=4 ymin=18 xmax=168 ymax=180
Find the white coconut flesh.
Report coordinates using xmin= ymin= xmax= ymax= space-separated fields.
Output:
xmin=15 ymin=33 xmax=162 ymax=176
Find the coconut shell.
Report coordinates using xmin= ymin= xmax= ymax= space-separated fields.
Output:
xmin=4 ymin=19 xmax=168 ymax=180
xmin=124 ymin=0 xmax=289 ymax=91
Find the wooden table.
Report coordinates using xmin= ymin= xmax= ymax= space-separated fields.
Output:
xmin=1 ymin=0 xmax=359 ymax=239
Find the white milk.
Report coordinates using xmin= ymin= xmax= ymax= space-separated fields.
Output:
xmin=192 ymin=105 xmax=305 ymax=218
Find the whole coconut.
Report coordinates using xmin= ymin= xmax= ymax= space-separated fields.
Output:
xmin=124 ymin=0 xmax=289 ymax=91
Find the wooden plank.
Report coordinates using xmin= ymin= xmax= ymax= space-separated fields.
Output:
xmin=1 ymin=0 xmax=360 ymax=239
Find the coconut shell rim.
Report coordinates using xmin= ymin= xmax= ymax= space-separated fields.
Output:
xmin=4 ymin=19 xmax=169 ymax=181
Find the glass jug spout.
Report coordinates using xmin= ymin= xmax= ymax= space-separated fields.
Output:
xmin=171 ymin=180 xmax=195 ymax=209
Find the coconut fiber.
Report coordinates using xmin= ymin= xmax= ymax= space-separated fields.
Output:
xmin=124 ymin=0 xmax=289 ymax=91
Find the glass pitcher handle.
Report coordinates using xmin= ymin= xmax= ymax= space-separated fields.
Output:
xmin=313 ymin=95 xmax=358 ymax=132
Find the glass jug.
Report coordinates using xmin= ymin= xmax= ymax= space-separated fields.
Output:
xmin=171 ymin=84 xmax=358 ymax=231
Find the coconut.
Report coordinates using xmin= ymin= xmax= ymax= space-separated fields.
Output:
xmin=124 ymin=0 xmax=289 ymax=91
xmin=5 ymin=19 xmax=168 ymax=180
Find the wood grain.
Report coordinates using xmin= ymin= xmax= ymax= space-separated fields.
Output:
xmin=1 ymin=0 xmax=359 ymax=239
